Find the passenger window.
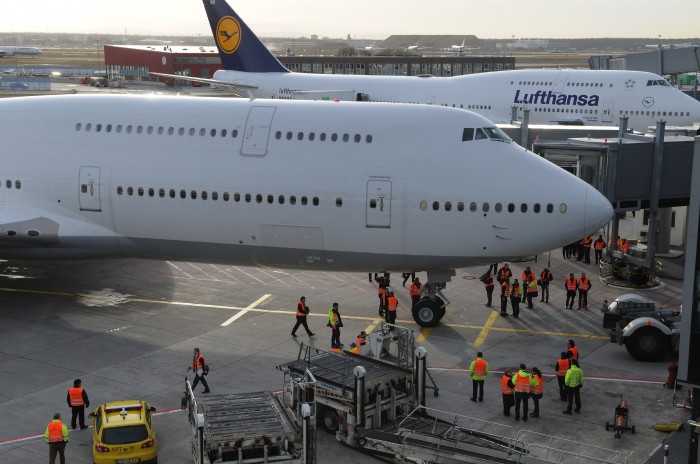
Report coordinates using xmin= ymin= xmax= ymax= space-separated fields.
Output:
xmin=212 ymin=192 xmax=218 ymax=201
xmin=469 ymin=202 xmax=477 ymax=212
xmin=546 ymin=203 xmax=553 ymax=213
xmin=201 ymin=191 xmax=208 ymax=200
xmin=432 ymin=201 xmax=440 ymax=211
xmin=508 ymin=203 xmax=515 ymax=213
xmin=457 ymin=202 xmax=464 ymax=212
xmin=495 ymin=203 xmax=502 ymax=212
xmin=444 ymin=201 xmax=452 ymax=211
xmin=301 ymin=196 xmax=308 ymax=205
xmin=290 ymin=195 xmax=297 ymax=205
xmin=158 ymin=188 xmax=165 ymax=198
xmin=482 ymin=202 xmax=489 ymax=212
xmin=520 ymin=203 xmax=527 ymax=213
xmin=256 ymin=194 xmax=262 ymax=203
xmin=534 ymin=203 xmax=541 ymax=213
xmin=370 ymin=199 xmax=377 ymax=209
xmin=462 ymin=128 xmax=474 ymax=141
xmin=127 ymin=187 xmax=134 ymax=196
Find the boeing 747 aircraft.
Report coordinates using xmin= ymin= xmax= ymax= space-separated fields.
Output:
xmin=0 ymin=45 xmax=42 ymax=57
xmin=0 ymin=95 xmax=612 ymax=325
xmin=182 ymin=0 xmax=700 ymax=131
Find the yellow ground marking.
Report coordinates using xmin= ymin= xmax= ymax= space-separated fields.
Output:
xmin=221 ymin=294 xmax=271 ymax=326
xmin=416 ymin=327 xmax=433 ymax=342
xmin=473 ymin=311 xmax=500 ymax=347
xmin=0 ymin=287 xmax=609 ymax=339
xmin=363 ymin=318 xmax=382 ymax=334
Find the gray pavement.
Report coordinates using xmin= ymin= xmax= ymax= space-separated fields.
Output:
xmin=0 ymin=216 xmax=692 ymax=463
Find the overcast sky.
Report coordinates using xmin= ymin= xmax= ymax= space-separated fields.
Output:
xmin=1 ymin=0 xmax=698 ymax=40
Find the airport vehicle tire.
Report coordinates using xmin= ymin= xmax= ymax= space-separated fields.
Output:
xmin=625 ymin=327 xmax=669 ymax=362
xmin=318 ymin=405 xmax=340 ymax=433
xmin=412 ymin=298 xmax=443 ymax=327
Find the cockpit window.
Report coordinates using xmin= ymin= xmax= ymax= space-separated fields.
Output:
xmin=483 ymin=127 xmax=511 ymax=142
xmin=462 ymin=128 xmax=474 ymax=141
xmin=646 ymin=79 xmax=671 ymax=87
xmin=474 ymin=128 xmax=488 ymax=140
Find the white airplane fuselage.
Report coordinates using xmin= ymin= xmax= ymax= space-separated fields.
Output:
xmin=0 ymin=46 xmax=42 ymax=57
xmin=0 ymin=94 xmax=612 ymax=272
xmin=214 ymin=68 xmax=700 ymax=131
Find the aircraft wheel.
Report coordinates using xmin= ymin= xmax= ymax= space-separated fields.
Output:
xmin=412 ymin=298 xmax=443 ymax=327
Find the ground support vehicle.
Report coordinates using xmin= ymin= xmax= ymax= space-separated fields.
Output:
xmin=602 ymin=294 xmax=681 ymax=361
xmin=278 ymin=342 xmax=627 ymax=463
xmin=183 ymin=374 xmax=316 ymax=464
xmin=89 ymin=400 xmax=158 ymax=464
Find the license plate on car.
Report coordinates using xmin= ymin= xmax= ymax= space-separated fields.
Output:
xmin=116 ymin=459 xmax=137 ymax=464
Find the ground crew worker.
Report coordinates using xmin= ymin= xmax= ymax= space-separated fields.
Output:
xmin=530 ymin=367 xmax=543 ymax=418
xmin=45 ymin=412 xmax=69 ymax=464
xmin=501 ymin=368 xmax=515 ymax=416
xmin=509 ymin=279 xmax=521 ymax=318
xmin=401 ymin=272 xmax=415 ymax=287
xmin=513 ymin=363 xmax=535 ymax=421
xmin=555 ymin=352 xmax=571 ymax=401
xmin=469 ymin=352 xmax=489 ymax=402
xmin=620 ymin=238 xmax=629 ymax=254
xmin=480 ymin=270 xmax=494 ymax=307
xmin=351 ymin=331 xmax=367 ymax=354
xmin=500 ymin=278 xmax=510 ymax=317
xmin=328 ymin=303 xmax=343 ymax=349
xmin=521 ymin=267 xmax=536 ymax=286
xmin=539 ymin=268 xmax=553 ymax=303
xmin=581 ymin=235 xmax=593 ymax=264
xmin=577 ymin=272 xmax=591 ymax=310
xmin=66 ymin=378 xmax=90 ymax=430
xmin=565 ymin=273 xmax=578 ymax=309
xmin=377 ymin=282 xmax=388 ymax=317
xmin=409 ymin=278 xmax=422 ymax=308
xmin=566 ymin=339 xmax=579 ymax=361
xmin=291 ymin=296 xmax=315 ymax=338
xmin=497 ymin=263 xmax=512 ymax=283
xmin=594 ymin=235 xmax=606 ymax=265
xmin=525 ymin=276 xmax=538 ymax=309
xmin=386 ymin=291 xmax=398 ymax=327
xmin=187 ymin=347 xmax=210 ymax=394
xmin=563 ymin=359 xmax=584 ymax=415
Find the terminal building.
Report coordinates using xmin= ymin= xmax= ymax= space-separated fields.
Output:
xmin=103 ymin=44 xmax=515 ymax=83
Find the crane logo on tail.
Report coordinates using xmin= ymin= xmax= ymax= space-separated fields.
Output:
xmin=216 ymin=16 xmax=242 ymax=54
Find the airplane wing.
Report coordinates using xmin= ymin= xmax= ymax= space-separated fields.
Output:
xmin=148 ymin=72 xmax=256 ymax=98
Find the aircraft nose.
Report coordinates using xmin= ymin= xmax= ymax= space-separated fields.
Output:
xmin=584 ymin=186 xmax=613 ymax=234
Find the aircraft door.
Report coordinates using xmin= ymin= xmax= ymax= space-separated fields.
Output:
xmin=366 ymin=180 xmax=392 ymax=228
xmin=79 ymin=166 xmax=101 ymax=212
xmin=241 ymin=106 xmax=276 ymax=156
xmin=426 ymin=95 xmax=436 ymax=105
xmin=602 ymin=102 xmax=614 ymax=123
xmin=553 ymin=71 xmax=568 ymax=92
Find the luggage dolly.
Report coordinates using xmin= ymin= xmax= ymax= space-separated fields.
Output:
xmin=605 ymin=398 xmax=635 ymax=438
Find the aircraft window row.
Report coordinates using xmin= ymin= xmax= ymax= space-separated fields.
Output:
xmin=3 ymin=180 xmax=21 ymax=189
xmin=419 ymin=200 xmax=565 ymax=214
xmin=565 ymin=82 xmax=606 ymax=87
xmin=462 ymin=127 xmax=511 ymax=142
xmin=114 ymin=186 xmax=324 ymax=206
xmin=514 ymin=81 xmax=554 ymax=86
xmin=619 ymin=110 xmax=690 ymax=117
xmin=533 ymin=107 xmax=599 ymax=114
xmin=74 ymin=122 xmax=240 ymax=138
xmin=274 ymin=131 xmax=373 ymax=143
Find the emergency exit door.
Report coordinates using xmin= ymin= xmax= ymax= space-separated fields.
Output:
xmin=242 ymin=106 xmax=276 ymax=156
xmin=602 ymin=102 xmax=614 ymax=123
xmin=366 ymin=180 xmax=392 ymax=228
xmin=79 ymin=166 xmax=102 ymax=212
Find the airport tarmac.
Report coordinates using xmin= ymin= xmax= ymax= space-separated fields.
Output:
xmin=0 ymin=216 xmax=689 ymax=464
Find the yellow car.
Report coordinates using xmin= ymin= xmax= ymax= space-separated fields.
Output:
xmin=89 ymin=400 xmax=157 ymax=464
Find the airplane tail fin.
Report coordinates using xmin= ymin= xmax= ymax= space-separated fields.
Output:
xmin=202 ymin=0 xmax=289 ymax=73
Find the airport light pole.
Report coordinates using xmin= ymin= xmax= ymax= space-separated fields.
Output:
xmin=13 ymin=37 xmax=18 ymax=76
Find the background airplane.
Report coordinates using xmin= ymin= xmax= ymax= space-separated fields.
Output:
xmin=0 ymin=94 xmax=612 ymax=326
xmin=164 ymin=0 xmax=700 ymax=131
xmin=0 ymin=45 xmax=42 ymax=58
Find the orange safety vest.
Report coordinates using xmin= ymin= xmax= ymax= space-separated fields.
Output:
xmin=331 ymin=348 xmax=342 ymax=353
xmin=47 ymin=421 xmax=65 ymax=443
xmin=483 ymin=275 xmax=494 ymax=288
xmin=409 ymin=282 xmax=422 ymax=296
xmin=510 ymin=284 xmax=521 ymax=298
xmin=296 ymin=300 xmax=307 ymax=317
xmin=69 ymin=387 xmax=85 ymax=407
xmin=531 ymin=374 xmax=543 ymax=395
xmin=540 ymin=271 xmax=552 ymax=282
xmin=522 ymin=271 xmax=535 ymax=283
xmin=387 ymin=296 xmax=398 ymax=311
xmin=499 ymin=268 xmax=512 ymax=281
xmin=566 ymin=278 xmax=577 ymax=292
xmin=192 ymin=354 xmax=206 ymax=371
xmin=501 ymin=374 xmax=514 ymax=395
xmin=569 ymin=346 xmax=579 ymax=360
xmin=582 ymin=237 xmax=593 ymax=248
xmin=556 ymin=358 xmax=570 ymax=376
xmin=622 ymin=241 xmax=629 ymax=254
xmin=501 ymin=281 xmax=509 ymax=297
xmin=594 ymin=239 xmax=605 ymax=251
xmin=472 ymin=358 xmax=487 ymax=377
xmin=617 ymin=239 xmax=623 ymax=249
xmin=578 ymin=277 xmax=590 ymax=291
xmin=514 ymin=371 xmax=532 ymax=392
